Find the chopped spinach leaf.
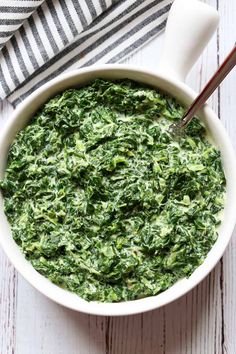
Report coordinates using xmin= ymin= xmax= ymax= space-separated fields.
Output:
xmin=0 ymin=79 xmax=226 ymax=302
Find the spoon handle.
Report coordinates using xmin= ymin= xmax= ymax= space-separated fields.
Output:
xmin=179 ymin=45 xmax=236 ymax=128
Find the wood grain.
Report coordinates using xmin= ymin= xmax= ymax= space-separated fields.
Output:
xmin=217 ymin=0 xmax=236 ymax=353
xmin=1 ymin=0 xmax=236 ymax=352
xmin=0 ymin=101 xmax=18 ymax=354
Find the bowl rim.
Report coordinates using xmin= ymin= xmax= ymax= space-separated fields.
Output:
xmin=0 ymin=64 xmax=236 ymax=316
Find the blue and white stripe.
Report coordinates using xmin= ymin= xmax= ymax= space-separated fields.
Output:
xmin=0 ymin=0 xmax=173 ymax=105
xmin=0 ymin=0 xmax=44 ymax=50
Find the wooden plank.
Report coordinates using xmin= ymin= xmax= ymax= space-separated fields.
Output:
xmin=217 ymin=1 xmax=236 ymax=353
xmin=0 ymin=101 xmax=18 ymax=354
xmin=15 ymin=277 xmax=106 ymax=354
xmin=0 ymin=252 xmax=17 ymax=354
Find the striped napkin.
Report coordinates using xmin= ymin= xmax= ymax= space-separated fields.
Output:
xmin=0 ymin=0 xmax=173 ymax=106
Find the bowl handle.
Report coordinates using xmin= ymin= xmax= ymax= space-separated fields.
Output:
xmin=157 ymin=0 xmax=219 ymax=82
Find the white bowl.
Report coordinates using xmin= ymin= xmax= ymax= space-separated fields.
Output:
xmin=0 ymin=1 xmax=236 ymax=316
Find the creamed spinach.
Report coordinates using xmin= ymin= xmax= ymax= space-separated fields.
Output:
xmin=0 ymin=79 xmax=226 ymax=302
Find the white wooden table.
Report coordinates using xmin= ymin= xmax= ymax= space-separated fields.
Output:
xmin=1 ymin=1 xmax=236 ymax=353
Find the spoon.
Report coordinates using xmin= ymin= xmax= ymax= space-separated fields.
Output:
xmin=170 ymin=44 xmax=236 ymax=134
